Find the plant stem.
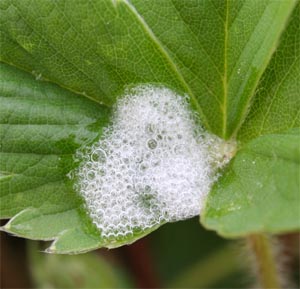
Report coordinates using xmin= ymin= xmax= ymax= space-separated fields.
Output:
xmin=248 ymin=234 xmax=281 ymax=289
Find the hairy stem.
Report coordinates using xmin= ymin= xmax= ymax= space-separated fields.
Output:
xmin=248 ymin=234 xmax=281 ymax=289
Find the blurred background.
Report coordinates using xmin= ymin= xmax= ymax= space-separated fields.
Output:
xmin=1 ymin=218 xmax=299 ymax=288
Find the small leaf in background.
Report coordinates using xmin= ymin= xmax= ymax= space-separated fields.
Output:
xmin=28 ymin=242 xmax=132 ymax=288
xmin=149 ymin=218 xmax=249 ymax=288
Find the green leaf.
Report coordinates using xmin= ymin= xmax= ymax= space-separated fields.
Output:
xmin=201 ymin=3 xmax=300 ymax=237
xmin=0 ymin=0 xmax=299 ymax=252
xmin=128 ymin=0 xmax=296 ymax=138
xmin=0 ymin=0 xmax=296 ymax=137
xmin=238 ymin=1 xmax=300 ymax=141
xmin=0 ymin=63 xmax=110 ymax=253
xmin=201 ymin=128 xmax=300 ymax=237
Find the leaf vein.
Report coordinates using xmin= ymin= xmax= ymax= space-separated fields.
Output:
xmin=122 ymin=0 xmax=211 ymax=130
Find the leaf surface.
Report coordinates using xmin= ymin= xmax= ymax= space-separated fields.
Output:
xmin=0 ymin=0 xmax=296 ymax=137
xmin=202 ymin=128 xmax=300 ymax=236
xmin=238 ymin=1 xmax=300 ymax=141
xmin=0 ymin=63 xmax=110 ymax=253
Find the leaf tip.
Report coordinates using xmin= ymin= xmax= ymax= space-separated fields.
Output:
xmin=45 ymin=244 xmax=56 ymax=254
xmin=0 ymin=225 xmax=7 ymax=232
xmin=1 ymin=222 xmax=11 ymax=232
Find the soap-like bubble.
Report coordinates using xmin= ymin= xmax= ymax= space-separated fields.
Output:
xmin=147 ymin=139 xmax=157 ymax=150
xmin=73 ymin=85 xmax=233 ymax=240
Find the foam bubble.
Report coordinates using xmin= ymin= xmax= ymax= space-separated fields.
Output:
xmin=72 ymin=86 xmax=234 ymax=240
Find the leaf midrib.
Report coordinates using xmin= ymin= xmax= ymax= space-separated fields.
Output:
xmin=12 ymin=2 xmax=114 ymax=105
xmin=222 ymin=0 xmax=229 ymax=139
xmin=0 ymin=59 xmax=112 ymax=109
xmin=123 ymin=0 xmax=211 ymax=130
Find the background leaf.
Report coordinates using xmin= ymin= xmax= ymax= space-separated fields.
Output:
xmin=149 ymin=218 xmax=247 ymax=288
xmin=28 ymin=242 xmax=131 ymax=288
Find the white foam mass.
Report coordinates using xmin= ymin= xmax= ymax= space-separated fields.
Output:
xmin=73 ymin=86 xmax=231 ymax=239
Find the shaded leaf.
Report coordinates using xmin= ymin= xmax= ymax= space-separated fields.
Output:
xmin=29 ymin=242 xmax=131 ymax=288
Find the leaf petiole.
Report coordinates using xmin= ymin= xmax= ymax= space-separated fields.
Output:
xmin=248 ymin=234 xmax=282 ymax=289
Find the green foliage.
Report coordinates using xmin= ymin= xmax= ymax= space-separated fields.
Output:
xmin=0 ymin=0 xmax=299 ymax=253
xmin=0 ymin=63 xmax=110 ymax=253
xmin=202 ymin=4 xmax=300 ymax=236
xmin=202 ymin=128 xmax=300 ymax=236
xmin=29 ymin=243 xmax=131 ymax=288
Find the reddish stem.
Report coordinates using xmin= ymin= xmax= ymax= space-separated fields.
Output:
xmin=122 ymin=237 xmax=160 ymax=288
